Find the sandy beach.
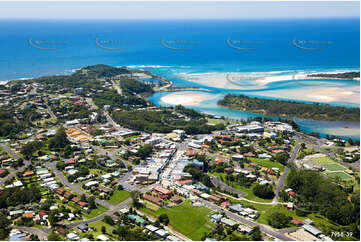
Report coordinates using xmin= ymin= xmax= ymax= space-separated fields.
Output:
xmin=178 ymin=71 xmax=359 ymax=89
xmin=259 ymin=86 xmax=360 ymax=105
xmin=160 ymin=91 xmax=216 ymax=106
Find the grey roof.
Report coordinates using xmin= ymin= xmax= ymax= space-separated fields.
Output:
xmin=303 ymin=224 xmax=322 ymax=235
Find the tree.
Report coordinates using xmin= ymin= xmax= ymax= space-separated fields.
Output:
xmin=101 ymin=225 xmax=106 ymax=234
xmin=0 ymin=213 xmax=10 ymax=240
xmin=88 ymin=196 xmax=96 ymax=209
xmin=48 ymin=126 xmax=70 ymax=150
xmin=267 ymin=212 xmax=291 ymax=228
xmin=48 ymin=210 xmax=57 ymax=227
xmin=251 ymin=226 xmax=262 ymax=241
xmin=253 ymin=184 xmax=275 ymax=199
xmin=47 ymin=232 xmax=62 ymax=241
xmin=158 ymin=214 xmax=169 ymax=225
xmin=103 ymin=216 xmax=115 ymax=225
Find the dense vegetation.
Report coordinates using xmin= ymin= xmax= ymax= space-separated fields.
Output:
xmin=286 ymin=169 xmax=360 ymax=238
xmin=0 ymin=108 xmax=25 ymax=138
xmin=0 ymin=185 xmax=42 ymax=208
xmin=308 ymin=72 xmax=360 ymax=79
xmin=112 ymin=108 xmax=224 ymax=135
xmin=93 ymin=90 xmax=147 ymax=109
xmin=218 ymin=94 xmax=360 ymax=122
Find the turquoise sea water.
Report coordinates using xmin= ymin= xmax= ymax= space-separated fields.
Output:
xmin=0 ymin=19 xmax=359 ymax=139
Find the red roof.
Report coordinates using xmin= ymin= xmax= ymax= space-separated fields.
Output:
xmin=65 ymin=159 xmax=75 ymax=164
xmin=221 ymin=200 xmax=231 ymax=207
xmin=249 ymin=163 xmax=257 ymax=167
xmin=186 ymin=149 xmax=197 ymax=157
xmin=288 ymin=191 xmax=296 ymax=196
xmin=177 ymin=179 xmax=193 ymax=186
xmin=154 ymin=186 xmax=172 ymax=195
xmin=0 ymin=169 xmax=6 ymax=175
xmin=292 ymin=219 xmax=303 ymax=225
xmin=22 ymin=212 xmax=33 ymax=218
xmin=216 ymin=160 xmax=223 ymax=165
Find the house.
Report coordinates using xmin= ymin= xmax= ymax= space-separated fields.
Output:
xmin=56 ymin=188 xmax=66 ymax=196
xmin=96 ymin=235 xmax=109 ymax=241
xmin=221 ymin=200 xmax=231 ymax=207
xmin=77 ymin=223 xmax=89 ymax=232
xmin=72 ymin=197 xmax=81 ymax=204
xmin=210 ymin=214 xmax=223 ymax=222
xmin=170 ymin=195 xmax=182 ymax=204
xmin=77 ymin=201 xmax=88 ymax=208
xmin=237 ymin=224 xmax=254 ymax=235
xmin=186 ymin=149 xmax=197 ymax=157
xmin=0 ymin=169 xmax=7 ymax=177
xmin=154 ymin=186 xmax=172 ymax=199
xmin=303 ymin=224 xmax=322 ymax=237
xmin=63 ymin=191 xmax=73 ymax=200
xmin=224 ymin=167 xmax=234 ymax=174
xmin=292 ymin=219 xmax=303 ymax=226
xmin=67 ymin=232 xmax=80 ymax=240
xmin=145 ymin=224 xmax=159 ymax=232
xmin=155 ymin=229 xmax=169 ymax=239
xmin=143 ymin=194 xmax=163 ymax=207
xmin=23 ymin=171 xmax=34 ymax=177
xmin=127 ymin=214 xmax=146 ymax=226
xmin=221 ymin=217 xmax=237 ymax=227
xmin=229 ymin=204 xmax=244 ymax=213
xmin=209 ymin=194 xmax=225 ymax=204
xmin=56 ymin=227 xmax=68 ymax=236
xmin=22 ymin=212 xmax=33 ymax=219
xmin=177 ymin=179 xmax=192 ymax=186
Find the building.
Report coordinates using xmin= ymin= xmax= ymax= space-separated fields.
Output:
xmin=303 ymin=224 xmax=322 ymax=237
xmin=143 ymin=194 xmax=163 ymax=207
xmin=237 ymin=225 xmax=254 ymax=235
xmin=221 ymin=217 xmax=237 ymax=227
xmin=154 ymin=186 xmax=172 ymax=199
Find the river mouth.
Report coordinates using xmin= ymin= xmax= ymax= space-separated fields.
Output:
xmin=147 ymin=75 xmax=360 ymax=140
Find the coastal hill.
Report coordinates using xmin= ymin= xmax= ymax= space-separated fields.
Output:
xmin=218 ymin=94 xmax=360 ymax=122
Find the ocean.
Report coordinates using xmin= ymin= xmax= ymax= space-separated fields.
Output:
xmin=0 ymin=18 xmax=359 ymax=139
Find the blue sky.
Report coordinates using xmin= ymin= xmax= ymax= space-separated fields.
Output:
xmin=0 ymin=1 xmax=359 ymax=19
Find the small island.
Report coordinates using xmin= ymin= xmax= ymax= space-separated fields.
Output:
xmin=307 ymin=71 xmax=360 ymax=80
xmin=218 ymin=94 xmax=360 ymax=122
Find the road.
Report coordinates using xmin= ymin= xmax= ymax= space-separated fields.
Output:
xmin=199 ymin=198 xmax=294 ymax=241
xmin=64 ymin=198 xmax=132 ymax=228
xmin=11 ymin=226 xmax=48 ymax=241
xmin=0 ymin=144 xmax=30 ymax=186
xmin=49 ymin=161 xmax=115 ymax=209
xmin=111 ymin=80 xmax=123 ymax=96
xmin=209 ymin=174 xmax=246 ymax=198
xmin=273 ymin=144 xmax=301 ymax=203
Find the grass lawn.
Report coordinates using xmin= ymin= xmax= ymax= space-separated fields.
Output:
xmin=323 ymin=163 xmax=346 ymax=171
xmin=87 ymin=220 xmax=117 ymax=240
xmin=311 ymin=156 xmax=335 ymax=164
xmin=256 ymin=204 xmax=306 ymax=226
xmin=210 ymin=172 xmax=273 ymax=203
xmin=144 ymin=200 xmax=160 ymax=211
xmin=83 ymin=205 xmax=108 ymax=219
xmin=140 ymin=200 xmax=213 ymax=240
xmin=325 ymin=171 xmax=353 ymax=180
xmin=108 ymin=190 xmax=131 ymax=205
xmin=247 ymin=157 xmax=285 ymax=173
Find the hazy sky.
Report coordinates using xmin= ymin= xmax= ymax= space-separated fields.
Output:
xmin=0 ymin=1 xmax=359 ymax=19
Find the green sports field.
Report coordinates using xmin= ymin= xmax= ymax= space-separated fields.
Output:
xmin=140 ymin=200 xmax=213 ymax=240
